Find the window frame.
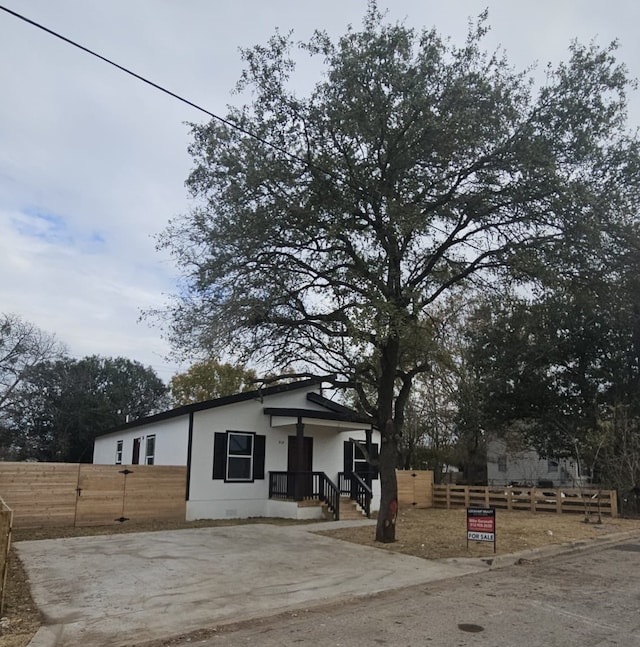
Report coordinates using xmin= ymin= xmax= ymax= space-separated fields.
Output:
xmin=352 ymin=444 xmax=369 ymax=476
xmin=145 ymin=435 xmax=156 ymax=465
xmin=115 ymin=440 xmax=123 ymax=465
xmin=497 ymin=455 xmax=508 ymax=473
xmin=225 ymin=431 xmax=254 ymax=482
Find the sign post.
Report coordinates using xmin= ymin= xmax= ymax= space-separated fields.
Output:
xmin=467 ymin=506 xmax=496 ymax=553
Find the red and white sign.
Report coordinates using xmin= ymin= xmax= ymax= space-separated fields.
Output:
xmin=467 ymin=507 xmax=496 ymax=547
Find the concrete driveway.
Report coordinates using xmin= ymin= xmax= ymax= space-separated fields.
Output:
xmin=17 ymin=521 xmax=485 ymax=647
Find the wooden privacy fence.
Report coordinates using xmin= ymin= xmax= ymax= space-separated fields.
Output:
xmin=433 ymin=484 xmax=618 ymax=517
xmin=396 ymin=470 xmax=434 ymax=508
xmin=0 ymin=463 xmax=187 ymax=528
xmin=0 ymin=497 xmax=12 ymax=615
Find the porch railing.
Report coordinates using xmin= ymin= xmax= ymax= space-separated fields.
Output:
xmin=338 ymin=471 xmax=372 ymax=518
xmin=268 ymin=471 xmax=340 ymax=521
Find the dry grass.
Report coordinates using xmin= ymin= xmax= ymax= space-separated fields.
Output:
xmin=3 ymin=510 xmax=639 ymax=647
xmin=321 ymin=507 xmax=640 ymax=559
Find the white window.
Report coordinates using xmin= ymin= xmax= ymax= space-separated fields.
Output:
xmin=353 ymin=444 xmax=368 ymax=476
xmin=145 ymin=435 xmax=156 ymax=465
xmin=226 ymin=432 xmax=253 ymax=481
xmin=498 ymin=455 xmax=507 ymax=473
xmin=115 ymin=440 xmax=123 ymax=465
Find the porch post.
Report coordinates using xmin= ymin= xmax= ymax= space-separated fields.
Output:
xmin=365 ymin=428 xmax=373 ymax=488
xmin=295 ymin=417 xmax=304 ymax=501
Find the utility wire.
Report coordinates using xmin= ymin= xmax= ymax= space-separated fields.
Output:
xmin=0 ymin=4 xmax=339 ymax=182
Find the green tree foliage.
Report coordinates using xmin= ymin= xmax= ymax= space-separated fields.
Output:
xmin=156 ymin=5 xmax=640 ymax=540
xmin=464 ymin=263 xmax=640 ymax=467
xmin=170 ymin=359 xmax=257 ymax=405
xmin=5 ymin=356 xmax=168 ymax=462
xmin=0 ymin=313 xmax=66 ymax=458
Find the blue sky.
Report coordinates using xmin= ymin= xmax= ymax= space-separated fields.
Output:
xmin=1 ymin=0 xmax=640 ymax=382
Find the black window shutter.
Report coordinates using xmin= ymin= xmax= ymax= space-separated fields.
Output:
xmin=253 ymin=434 xmax=266 ymax=480
xmin=213 ymin=432 xmax=227 ymax=479
xmin=371 ymin=443 xmax=379 ymax=480
xmin=344 ymin=440 xmax=353 ymax=474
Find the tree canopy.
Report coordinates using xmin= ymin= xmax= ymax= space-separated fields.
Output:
xmin=5 ymin=355 xmax=168 ymax=462
xmin=157 ymin=5 xmax=640 ymax=540
xmin=170 ymin=359 xmax=257 ymax=405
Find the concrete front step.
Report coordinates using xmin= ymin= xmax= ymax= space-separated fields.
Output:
xmin=337 ymin=497 xmax=367 ymax=520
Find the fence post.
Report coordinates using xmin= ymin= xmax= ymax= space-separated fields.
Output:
xmin=507 ymin=488 xmax=512 ymax=512
xmin=556 ymin=489 xmax=562 ymax=514
xmin=609 ymin=490 xmax=618 ymax=518
xmin=446 ymin=485 xmax=451 ymax=510
xmin=464 ymin=486 xmax=469 ymax=508
xmin=531 ymin=488 xmax=536 ymax=513
xmin=0 ymin=499 xmax=12 ymax=617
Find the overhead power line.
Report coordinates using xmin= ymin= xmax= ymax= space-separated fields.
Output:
xmin=0 ymin=4 xmax=335 ymax=179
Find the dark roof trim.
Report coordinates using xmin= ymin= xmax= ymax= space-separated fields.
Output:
xmin=306 ymin=392 xmax=364 ymax=416
xmin=96 ymin=377 xmax=325 ymax=437
xmin=264 ymin=406 xmax=373 ymax=426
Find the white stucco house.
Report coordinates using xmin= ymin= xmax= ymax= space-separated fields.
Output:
xmin=487 ymin=437 xmax=585 ymax=488
xmin=93 ymin=378 xmax=380 ymax=521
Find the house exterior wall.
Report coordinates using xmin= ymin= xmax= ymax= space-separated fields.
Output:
xmin=93 ymin=416 xmax=189 ymax=466
xmin=487 ymin=438 xmax=582 ymax=487
xmin=186 ymin=390 xmax=380 ymax=520
xmin=92 ymin=385 xmax=380 ymax=521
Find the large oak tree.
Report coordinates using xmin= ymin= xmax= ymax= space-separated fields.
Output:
xmin=158 ymin=6 xmax=640 ymax=541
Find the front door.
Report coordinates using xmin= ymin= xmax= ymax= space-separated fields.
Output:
xmin=287 ymin=436 xmax=313 ymax=499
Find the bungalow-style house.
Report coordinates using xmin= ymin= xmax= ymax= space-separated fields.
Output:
xmin=487 ymin=437 xmax=585 ymax=488
xmin=93 ymin=378 xmax=380 ymax=521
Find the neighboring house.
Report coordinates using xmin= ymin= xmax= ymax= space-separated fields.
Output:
xmin=487 ymin=438 xmax=584 ymax=488
xmin=93 ymin=378 xmax=380 ymax=521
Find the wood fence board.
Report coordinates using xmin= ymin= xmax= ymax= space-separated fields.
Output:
xmin=0 ymin=463 xmax=79 ymax=526
xmin=396 ymin=470 xmax=434 ymax=508
xmin=0 ymin=462 xmax=187 ymax=528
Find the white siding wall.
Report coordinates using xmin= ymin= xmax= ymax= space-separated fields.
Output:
xmin=92 ymin=416 xmax=189 ymax=466
xmin=92 ymin=385 xmax=381 ymax=520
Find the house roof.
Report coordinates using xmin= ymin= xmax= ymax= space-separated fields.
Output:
xmin=263 ymin=393 xmax=373 ymax=426
xmin=95 ymin=377 xmax=328 ymax=437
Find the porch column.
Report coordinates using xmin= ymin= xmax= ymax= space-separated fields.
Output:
xmin=295 ymin=417 xmax=304 ymax=501
xmin=365 ymin=428 xmax=373 ymax=488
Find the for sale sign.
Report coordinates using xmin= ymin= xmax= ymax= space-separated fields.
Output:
xmin=467 ymin=506 xmax=496 ymax=552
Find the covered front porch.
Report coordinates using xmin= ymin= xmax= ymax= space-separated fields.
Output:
xmin=263 ymin=394 xmax=379 ymax=521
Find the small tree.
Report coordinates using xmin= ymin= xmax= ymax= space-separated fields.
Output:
xmin=157 ymin=6 xmax=640 ymax=541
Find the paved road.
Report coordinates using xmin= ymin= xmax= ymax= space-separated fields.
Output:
xmin=161 ymin=539 xmax=640 ymax=647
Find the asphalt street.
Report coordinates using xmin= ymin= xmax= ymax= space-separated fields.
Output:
xmin=164 ymin=539 xmax=640 ymax=647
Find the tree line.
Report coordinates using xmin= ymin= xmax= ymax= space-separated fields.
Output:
xmin=0 ymin=313 xmax=257 ymax=462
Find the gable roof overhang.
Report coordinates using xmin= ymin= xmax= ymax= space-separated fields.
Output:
xmin=264 ymin=393 xmax=375 ymax=434
xmin=95 ymin=377 xmax=327 ymax=438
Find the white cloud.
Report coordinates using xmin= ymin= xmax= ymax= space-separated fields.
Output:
xmin=1 ymin=0 xmax=639 ymax=383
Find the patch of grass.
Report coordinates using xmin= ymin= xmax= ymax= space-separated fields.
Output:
xmin=320 ymin=507 xmax=640 ymax=559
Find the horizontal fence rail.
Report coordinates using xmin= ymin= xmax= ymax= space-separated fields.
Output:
xmin=433 ymin=484 xmax=618 ymax=517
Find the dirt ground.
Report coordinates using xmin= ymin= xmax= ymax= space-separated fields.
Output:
xmin=3 ymin=509 xmax=639 ymax=647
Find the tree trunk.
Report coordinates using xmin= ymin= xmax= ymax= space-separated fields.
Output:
xmin=374 ymin=337 xmax=402 ymax=542
xmin=375 ymin=422 xmax=398 ymax=542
